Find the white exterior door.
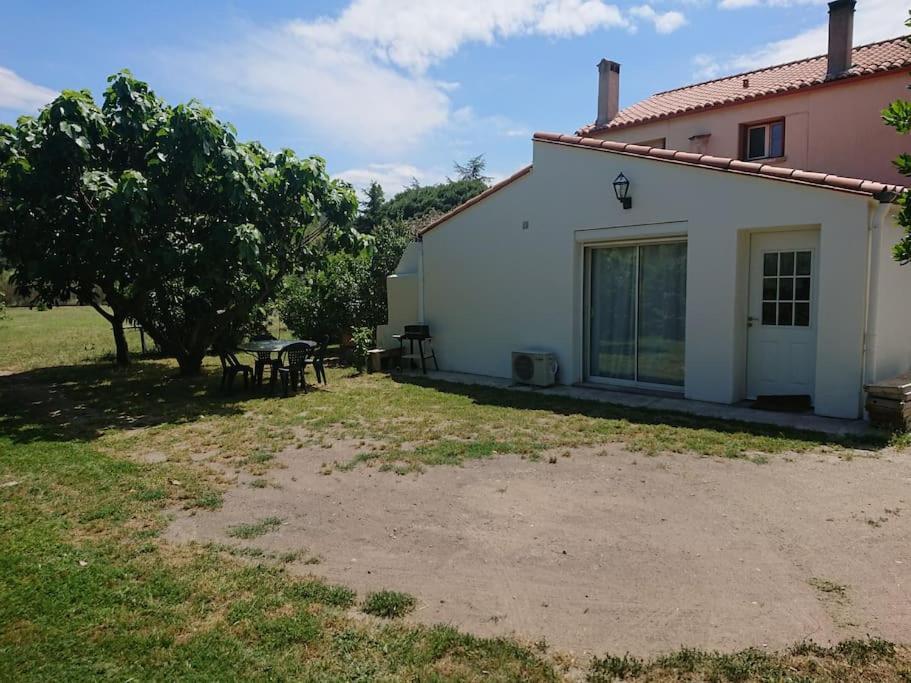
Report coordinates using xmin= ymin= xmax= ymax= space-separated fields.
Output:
xmin=746 ymin=230 xmax=819 ymax=400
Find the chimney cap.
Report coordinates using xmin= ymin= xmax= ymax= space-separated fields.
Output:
xmin=597 ymin=58 xmax=620 ymax=72
xmin=827 ymin=0 xmax=856 ymax=12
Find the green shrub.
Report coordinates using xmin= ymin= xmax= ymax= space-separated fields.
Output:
xmin=279 ymin=252 xmax=368 ymax=343
xmin=351 ymin=326 xmax=374 ymax=373
xmin=278 ymin=220 xmax=412 ymax=347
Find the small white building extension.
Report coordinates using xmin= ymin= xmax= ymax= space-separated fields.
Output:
xmin=382 ymin=133 xmax=911 ymax=420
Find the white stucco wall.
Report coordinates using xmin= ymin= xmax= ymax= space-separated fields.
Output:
xmin=868 ymin=210 xmax=911 ymax=386
xmin=409 ymin=139 xmax=908 ymax=419
xmin=376 ymin=242 xmax=420 ymax=349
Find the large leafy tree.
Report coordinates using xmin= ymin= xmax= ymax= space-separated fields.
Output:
xmin=0 ymin=71 xmax=357 ymax=374
xmin=882 ymin=13 xmax=911 ymax=263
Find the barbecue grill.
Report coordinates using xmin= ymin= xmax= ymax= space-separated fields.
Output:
xmin=394 ymin=324 xmax=439 ymax=374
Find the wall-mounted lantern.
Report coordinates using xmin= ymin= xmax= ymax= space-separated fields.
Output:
xmin=612 ymin=172 xmax=632 ymax=209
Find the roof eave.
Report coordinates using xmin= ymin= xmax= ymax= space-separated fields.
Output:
xmin=534 ymin=132 xmax=906 ymax=198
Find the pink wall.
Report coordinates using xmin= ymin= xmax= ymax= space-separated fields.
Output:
xmin=595 ymin=72 xmax=908 ymax=185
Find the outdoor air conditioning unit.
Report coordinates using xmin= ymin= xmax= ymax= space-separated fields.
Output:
xmin=511 ymin=350 xmax=558 ymax=387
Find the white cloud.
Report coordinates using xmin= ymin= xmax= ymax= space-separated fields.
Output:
xmin=719 ymin=0 xmax=824 ymax=9
xmin=289 ymin=0 xmax=634 ymax=74
xmin=176 ymin=25 xmax=449 ymax=155
xmin=0 ymin=67 xmax=56 ymax=111
xmin=536 ymin=0 xmax=628 ymax=36
xmin=168 ymin=1 xmax=684 ymax=155
xmin=692 ymin=53 xmax=724 ymax=80
xmin=695 ymin=0 xmax=908 ymax=78
xmin=337 ymin=162 xmax=446 ymax=197
xmin=630 ymin=5 xmax=687 ymax=33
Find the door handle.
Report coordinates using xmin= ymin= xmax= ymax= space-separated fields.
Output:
xmin=747 ymin=316 xmax=757 ymax=327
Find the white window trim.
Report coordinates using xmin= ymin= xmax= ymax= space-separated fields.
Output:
xmin=744 ymin=120 xmax=785 ymax=161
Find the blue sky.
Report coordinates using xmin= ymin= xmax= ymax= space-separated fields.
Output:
xmin=0 ymin=0 xmax=906 ymax=196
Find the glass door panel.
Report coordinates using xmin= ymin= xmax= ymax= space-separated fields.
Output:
xmin=637 ymin=243 xmax=686 ymax=386
xmin=589 ymin=246 xmax=636 ymax=380
xmin=588 ymin=242 xmax=687 ymax=387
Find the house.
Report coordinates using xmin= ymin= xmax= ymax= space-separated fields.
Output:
xmin=381 ymin=0 xmax=911 ymax=420
xmin=580 ymin=0 xmax=910 ymax=186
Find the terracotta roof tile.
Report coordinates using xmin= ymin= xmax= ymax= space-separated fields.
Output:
xmin=419 ymin=133 xmax=904 ymax=236
xmin=533 ymin=131 xmax=905 ymax=197
xmin=578 ymin=37 xmax=911 ymax=134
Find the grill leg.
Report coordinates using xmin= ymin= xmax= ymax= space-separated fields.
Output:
xmin=419 ymin=339 xmax=426 ymax=374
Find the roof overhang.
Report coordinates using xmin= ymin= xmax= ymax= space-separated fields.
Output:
xmin=418 ymin=133 xmax=905 ymax=238
xmin=534 ymin=132 xmax=906 ymax=198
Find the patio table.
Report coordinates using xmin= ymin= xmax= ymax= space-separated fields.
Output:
xmin=238 ymin=339 xmax=316 ymax=390
xmin=238 ymin=339 xmax=316 ymax=357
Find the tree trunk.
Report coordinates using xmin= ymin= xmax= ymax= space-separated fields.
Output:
xmin=175 ymin=351 xmax=205 ymax=376
xmin=111 ymin=316 xmax=130 ymax=367
xmin=90 ymin=302 xmax=130 ymax=367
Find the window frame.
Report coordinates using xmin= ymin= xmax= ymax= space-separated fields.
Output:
xmin=741 ymin=118 xmax=785 ymax=161
xmin=583 ymin=237 xmax=688 ymax=391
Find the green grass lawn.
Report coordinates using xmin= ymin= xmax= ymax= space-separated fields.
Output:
xmin=1 ymin=307 xmax=909 ymax=681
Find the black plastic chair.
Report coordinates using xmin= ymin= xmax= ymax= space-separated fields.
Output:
xmin=277 ymin=342 xmax=311 ymax=396
xmin=250 ymin=333 xmax=281 ymax=388
xmin=219 ymin=352 xmax=253 ymax=392
xmin=305 ymin=339 xmax=328 ymax=385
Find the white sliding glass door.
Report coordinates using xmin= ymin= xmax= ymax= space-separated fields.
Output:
xmin=588 ymin=241 xmax=687 ymax=388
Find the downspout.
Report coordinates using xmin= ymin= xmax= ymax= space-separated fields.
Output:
xmin=859 ymin=192 xmax=898 ymax=415
xmin=416 ymin=237 xmax=425 ymax=324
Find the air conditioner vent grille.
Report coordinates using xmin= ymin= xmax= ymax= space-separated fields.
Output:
xmin=513 ymin=354 xmax=534 ymax=381
xmin=511 ymin=351 xmax=557 ymax=387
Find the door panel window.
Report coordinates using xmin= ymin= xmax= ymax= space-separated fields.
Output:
xmin=589 ymin=247 xmax=636 ymax=381
xmin=760 ymin=250 xmax=811 ymax=326
xmin=637 ymin=243 xmax=687 ymax=385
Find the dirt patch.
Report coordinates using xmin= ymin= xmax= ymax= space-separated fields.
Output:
xmin=165 ymin=445 xmax=911 ymax=658
xmin=140 ymin=450 xmax=169 ymax=464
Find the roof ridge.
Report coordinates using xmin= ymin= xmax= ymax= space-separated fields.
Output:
xmin=653 ymin=34 xmax=909 ymax=96
xmin=532 ymin=131 xmax=905 ymax=197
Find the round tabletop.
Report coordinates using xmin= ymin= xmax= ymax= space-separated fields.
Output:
xmin=238 ymin=339 xmax=316 ymax=354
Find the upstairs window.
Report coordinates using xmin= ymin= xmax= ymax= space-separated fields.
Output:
xmin=743 ymin=119 xmax=784 ymax=161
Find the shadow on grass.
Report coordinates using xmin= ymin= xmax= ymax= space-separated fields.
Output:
xmin=390 ymin=374 xmax=892 ymax=452
xmin=0 ymin=357 xmax=261 ymax=445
